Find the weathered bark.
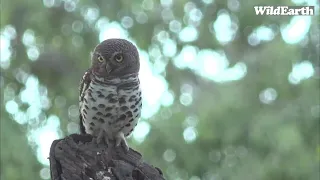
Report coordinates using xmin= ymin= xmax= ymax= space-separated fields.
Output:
xmin=49 ymin=134 xmax=165 ymax=180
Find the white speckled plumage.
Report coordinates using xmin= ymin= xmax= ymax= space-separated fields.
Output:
xmin=80 ymin=73 xmax=141 ymax=140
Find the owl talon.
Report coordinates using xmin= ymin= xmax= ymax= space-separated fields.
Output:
xmin=96 ymin=129 xmax=109 ymax=145
xmin=115 ymin=132 xmax=129 ymax=152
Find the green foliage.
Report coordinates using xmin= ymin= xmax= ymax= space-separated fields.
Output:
xmin=1 ymin=0 xmax=319 ymax=180
xmin=1 ymin=106 xmax=42 ymax=180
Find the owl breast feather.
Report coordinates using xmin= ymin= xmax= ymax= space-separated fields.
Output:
xmin=80 ymin=77 xmax=141 ymax=138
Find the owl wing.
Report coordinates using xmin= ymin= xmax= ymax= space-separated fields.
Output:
xmin=79 ymin=69 xmax=92 ymax=134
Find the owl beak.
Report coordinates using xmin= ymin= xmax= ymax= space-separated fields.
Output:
xmin=105 ymin=63 xmax=113 ymax=74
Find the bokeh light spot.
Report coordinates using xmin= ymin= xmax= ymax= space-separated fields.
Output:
xmin=22 ymin=29 xmax=35 ymax=47
xmin=136 ymin=12 xmax=148 ymax=24
xmin=43 ymin=0 xmax=54 ymax=8
xmin=64 ymin=1 xmax=76 ymax=12
xmin=183 ymin=115 xmax=199 ymax=127
xmin=68 ymin=105 xmax=79 ymax=120
xmin=5 ymin=100 xmax=19 ymax=114
xmin=67 ymin=122 xmax=79 ymax=134
xmin=99 ymin=22 xmax=128 ymax=41
xmin=72 ymin=20 xmax=84 ymax=33
xmin=169 ymin=20 xmax=182 ymax=33
xmin=288 ymin=60 xmax=314 ymax=84
xmin=213 ymin=11 xmax=237 ymax=44
xmin=281 ymin=16 xmax=311 ymax=44
xmin=179 ymin=26 xmax=198 ymax=42
xmin=162 ymin=39 xmax=177 ymax=57
xmin=121 ymin=16 xmax=134 ymax=29
xmin=179 ymin=93 xmax=193 ymax=106
xmin=183 ymin=127 xmax=197 ymax=143
xmin=161 ymin=90 xmax=175 ymax=107
xmin=160 ymin=0 xmax=173 ymax=7
xmin=27 ymin=46 xmax=40 ymax=61
xmin=259 ymin=88 xmax=278 ymax=104
xmin=39 ymin=167 xmax=50 ymax=179
xmin=228 ymin=0 xmax=240 ymax=11
xmin=163 ymin=149 xmax=176 ymax=162
xmin=133 ymin=121 xmax=151 ymax=143
xmin=83 ymin=7 xmax=99 ymax=23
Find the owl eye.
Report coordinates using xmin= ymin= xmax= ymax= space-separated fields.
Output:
xmin=114 ymin=54 xmax=123 ymax=62
xmin=97 ymin=55 xmax=104 ymax=62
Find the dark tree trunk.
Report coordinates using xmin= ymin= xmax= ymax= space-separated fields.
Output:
xmin=49 ymin=134 xmax=165 ymax=180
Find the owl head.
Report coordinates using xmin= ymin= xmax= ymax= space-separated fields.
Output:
xmin=91 ymin=39 xmax=140 ymax=77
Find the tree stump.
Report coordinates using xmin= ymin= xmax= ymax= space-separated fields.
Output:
xmin=49 ymin=134 xmax=165 ymax=180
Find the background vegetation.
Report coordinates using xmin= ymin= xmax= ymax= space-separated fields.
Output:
xmin=1 ymin=0 xmax=319 ymax=179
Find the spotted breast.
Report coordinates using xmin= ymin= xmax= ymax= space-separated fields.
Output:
xmin=79 ymin=72 xmax=141 ymax=144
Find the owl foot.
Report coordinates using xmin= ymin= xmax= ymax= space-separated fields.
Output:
xmin=95 ymin=129 xmax=110 ymax=145
xmin=115 ymin=132 xmax=129 ymax=152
